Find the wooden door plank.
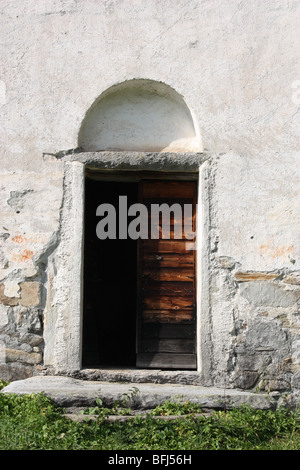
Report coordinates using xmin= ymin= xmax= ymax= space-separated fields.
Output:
xmin=142 ymin=323 xmax=195 ymax=339
xmin=136 ymin=353 xmax=197 ymax=369
xmin=143 ymin=253 xmax=194 ymax=268
xmin=144 ymin=197 xmax=194 ymax=207
xmin=142 ymin=309 xmax=194 ymax=323
xmin=142 ymin=181 xmax=195 ymax=198
xmin=141 ymin=268 xmax=194 ymax=282
xmin=141 ymin=339 xmax=195 ymax=354
xmin=142 ymin=295 xmax=194 ymax=310
xmin=142 ymin=239 xmax=193 ymax=254
xmin=147 ymin=225 xmax=195 ymax=240
xmin=142 ymin=281 xmax=194 ymax=296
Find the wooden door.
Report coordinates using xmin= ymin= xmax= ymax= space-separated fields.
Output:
xmin=136 ymin=180 xmax=197 ymax=369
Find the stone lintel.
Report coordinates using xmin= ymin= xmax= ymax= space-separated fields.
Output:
xmin=54 ymin=151 xmax=209 ymax=173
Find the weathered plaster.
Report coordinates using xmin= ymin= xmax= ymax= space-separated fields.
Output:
xmin=214 ymin=152 xmax=300 ymax=272
xmin=0 ymin=0 xmax=299 ymax=399
xmin=1 ymin=0 xmax=299 ymax=167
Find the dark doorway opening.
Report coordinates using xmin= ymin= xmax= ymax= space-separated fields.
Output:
xmin=82 ymin=178 xmax=138 ymax=367
xmin=82 ymin=173 xmax=198 ymax=370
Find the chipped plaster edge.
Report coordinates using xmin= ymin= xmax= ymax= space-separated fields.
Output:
xmin=43 ymin=161 xmax=85 ymax=371
xmin=197 ymin=159 xmax=213 ymax=383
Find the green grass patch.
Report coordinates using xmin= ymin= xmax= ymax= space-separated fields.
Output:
xmin=149 ymin=400 xmax=203 ymax=416
xmin=0 ymin=385 xmax=299 ymax=450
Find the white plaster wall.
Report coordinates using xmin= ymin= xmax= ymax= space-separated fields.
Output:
xmin=214 ymin=152 xmax=300 ymax=272
xmin=1 ymin=0 xmax=298 ymax=266
xmin=0 ymin=163 xmax=64 ymax=284
xmin=0 ymin=0 xmax=299 ymax=382
xmin=1 ymin=0 xmax=299 ymax=166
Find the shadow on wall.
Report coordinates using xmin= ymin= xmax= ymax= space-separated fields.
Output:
xmin=78 ymin=79 xmax=202 ymax=153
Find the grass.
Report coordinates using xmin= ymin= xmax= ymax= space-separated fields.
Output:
xmin=0 ymin=380 xmax=299 ymax=450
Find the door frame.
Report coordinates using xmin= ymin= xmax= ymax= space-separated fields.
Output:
xmin=43 ymin=152 xmax=212 ymax=382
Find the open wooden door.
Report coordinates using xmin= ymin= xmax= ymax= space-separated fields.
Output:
xmin=136 ymin=180 xmax=197 ymax=369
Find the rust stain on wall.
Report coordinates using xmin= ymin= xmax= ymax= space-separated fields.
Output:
xmin=11 ymin=234 xmax=27 ymax=244
xmin=11 ymin=233 xmax=48 ymax=245
xmin=11 ymin=249 xmax=34 ymax=263
xmin=259 ymin=238 xmax=294 ymax=259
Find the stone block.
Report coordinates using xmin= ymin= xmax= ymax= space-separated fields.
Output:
xmin=283 ymin=275 xmax=300 ymax=286
xmin=3 ymin=282 xmax=20 ymax=298
xmin=0 ymin=284 xmax=19 ymax=306
xmin=234 ymin=272 xmax=279 ymax=282
xmin=239 ymin=281 xmax=300 ymax=308
xmin=0 ymin=248 xmax=9 ymax=270
xmin=17 ymin=308 xmax=42 ymax=332
xmin=233 ymin=370 xmax=259 ymax=390
xmin=267 ymin=379 xmax=291 ymax=392
xmin=245 ymin=318 xmax=289 ymax=352
xmin=0 ymin=304 xmax=9 ymax=328
xmin=235 ymin=352 xmax=272 ymax=371
xmin=20 ymin=343 xmax=32 ymax=353
xmin=19 ymin=282 xmax=41 ymax=307
xmin=291 ymin=371 xmax=300 ymax=390
xmin=6 ymin=348 xmax=42 ymax=365
xmin=19 ymin=332 xmax=43 ymax=347
xmin=216 ymin=256 xmax=236 ymax=269
xmin=0 ymin=363 xmax=33 ymax=382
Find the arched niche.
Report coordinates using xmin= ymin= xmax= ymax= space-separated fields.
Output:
xmin=78 ymin=79 xmax=202 ymax=153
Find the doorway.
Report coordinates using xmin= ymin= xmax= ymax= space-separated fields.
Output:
xmin=82 ymin=179 xmax=138 ymax=367
xmin=82 ymin=174 xmax=197 ymax=369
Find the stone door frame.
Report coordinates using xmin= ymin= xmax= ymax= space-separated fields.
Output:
xmin=44 ymin=152 xmax=212 ymax=384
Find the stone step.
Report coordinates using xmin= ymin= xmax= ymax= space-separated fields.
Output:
xmin=1 ymin=376 xmax=277 ymax=410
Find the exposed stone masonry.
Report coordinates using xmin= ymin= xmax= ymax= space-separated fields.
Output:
xmin=0 ymin=280 xmax=44 ymax=381
xmin=211 ymin=258 xmax=300 ymax=404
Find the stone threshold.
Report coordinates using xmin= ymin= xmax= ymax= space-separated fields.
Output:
xmin=1 ymin=376 xmax=278 ymax=411
xmin=71 ymin=367 xmax=203 ymax=385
